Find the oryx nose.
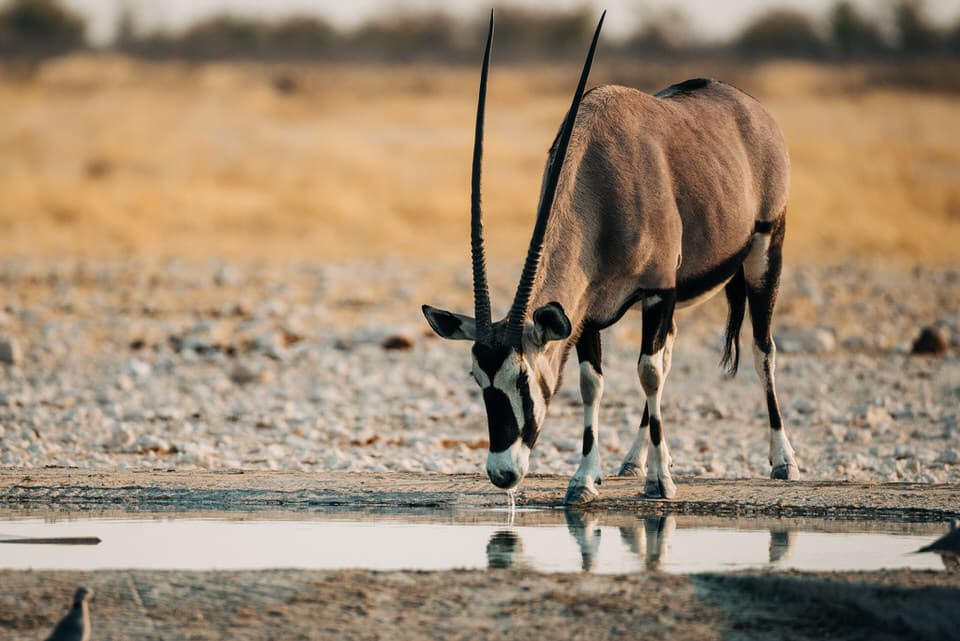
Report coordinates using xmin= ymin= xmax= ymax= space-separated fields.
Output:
xmin=488 ymin=469 xmax=518 ymax=489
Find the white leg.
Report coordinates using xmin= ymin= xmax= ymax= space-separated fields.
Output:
xmin=565 ymin=361 xmax=604 ymax=505
xmin=753 ymin=342 xmax=799 ymax=480
xmin=620 ymin=323 xmax=676 ymax=478
xmin=640 ymin=348 xmax=676 ymax=499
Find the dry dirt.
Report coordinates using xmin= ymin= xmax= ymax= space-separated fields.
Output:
xmin=1 ymin=471 xmax=959 ymax=640
xmin=4 ymin=567 xmax=959 ymax=641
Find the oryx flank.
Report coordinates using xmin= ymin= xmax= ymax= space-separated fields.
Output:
xmin=422 ymin=11 xmax=799 ymax=504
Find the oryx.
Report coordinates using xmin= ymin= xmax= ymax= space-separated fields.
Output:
xmin=422 ymin=11 xmax=799 ymax=503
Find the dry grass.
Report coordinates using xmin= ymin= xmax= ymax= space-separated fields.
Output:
xmin=0 ymin=55 xmax=957 ymax=265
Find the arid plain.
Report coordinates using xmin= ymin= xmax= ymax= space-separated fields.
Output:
xmin=1 ymin=56 xmax=959 ymax=640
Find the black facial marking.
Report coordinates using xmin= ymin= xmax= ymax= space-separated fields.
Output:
xmin=483 ymin=387 xmax=520 ymax=452
xmin=474 ymin=343 xmax=539 ymax=451
xmin=582 ymin=426 xmax=595 ymax=456
xmin=649 ymin=415 xmax=663 ymax=447
xmin=473 ymin=343 xmax=511 ymax=379
xmin=518 ymin=370 xmax=539 ymax=449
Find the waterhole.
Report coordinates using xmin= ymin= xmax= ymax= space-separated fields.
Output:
xmin=0 ymin=510 xmax=948 ymax=574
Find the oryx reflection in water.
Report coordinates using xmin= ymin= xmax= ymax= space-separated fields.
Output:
xmin=486 ymin=513 xmax=798 ymax=572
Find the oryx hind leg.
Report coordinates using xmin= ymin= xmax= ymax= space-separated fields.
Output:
xmin=745 ymin=217 xmax=799 ymax=480
xmin=565 ymin=327 xmax=604 ymax=505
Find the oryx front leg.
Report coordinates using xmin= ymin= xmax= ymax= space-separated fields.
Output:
xmin=638 ymin=294 xmax=677 ymax=499
xmin=620 ymin=316 xmax=676 ymax=480
xmin=565 ymin=328 xmax=604 ymax=505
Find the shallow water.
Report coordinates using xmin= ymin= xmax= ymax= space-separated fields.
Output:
xmin=0 ymin=510 xmax=948 ymax=574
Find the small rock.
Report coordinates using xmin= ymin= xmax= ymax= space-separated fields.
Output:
xmin=844 ymin=428 xmax=872 ymax=445
xmin=382 ymin=334 xmax=415 ymax=350
xmin=938 ymin=449 xmax=959 ymax=465
xmin=792 ymin=399 xmax=815 ymax=415
xmin=911 ymin=326 xmax=948 ymax=356
xmin=894 ymin=444 xmax=915 ymax=460
xmin=775 ymin=327 xmax=836 ymax=353
xmin=229 ymin=364 xmax=267 ymax=385
xmin=106 ymin=425 xmax=135 ymax=450
xmin=0 ymin=336 xmax=22 ymax=365
xmin=127 ymin=359 xmax=151 ymax=379
xmin=133 ymin=434 xmax=174 ymax=455
xmin=863 ymin=405 xmax=892 ymax=429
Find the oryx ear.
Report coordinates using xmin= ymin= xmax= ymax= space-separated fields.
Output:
xmin=422 ymin=304 xmax=477 ymax=341
xmin=531 ymin=302 xmax=571 ymax=347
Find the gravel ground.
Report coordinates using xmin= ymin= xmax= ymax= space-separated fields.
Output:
xmin=1 ymin=258 xmax=958 ymax=485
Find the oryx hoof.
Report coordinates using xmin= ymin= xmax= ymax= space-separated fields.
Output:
xmin=771 ymin=463 xmax=800 ymax=480
xmin=644 ymin=476 xmax=677 ymax=500
xmin=618 ymin=462 xmax=644 ymax=478
xmin=564 ymin=480 xmax=600 ymax=506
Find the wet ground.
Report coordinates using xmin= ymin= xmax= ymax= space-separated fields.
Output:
xmin=1 ymin=471 xmax=959 ymax=640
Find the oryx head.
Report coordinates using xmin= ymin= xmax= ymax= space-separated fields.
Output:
xmin=422 ymin=10 xmax=604 ymax=490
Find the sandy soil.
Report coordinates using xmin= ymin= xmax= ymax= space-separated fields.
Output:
xmin=2 ymin=564 xmax=959 ymax=640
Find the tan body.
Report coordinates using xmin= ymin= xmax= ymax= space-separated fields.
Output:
xmin=533 ymin=80 xmax=789 ymax=333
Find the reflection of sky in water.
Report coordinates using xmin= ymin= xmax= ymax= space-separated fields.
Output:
xmin=0 ymin=517 xmax=943 ymax=574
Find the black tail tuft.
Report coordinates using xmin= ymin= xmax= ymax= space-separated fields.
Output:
xmin=721 ymin=268 xmax=747 ymax=376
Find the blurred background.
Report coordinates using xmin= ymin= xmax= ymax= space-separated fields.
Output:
xmin=1 ymin=0 xmax=958 ymax=264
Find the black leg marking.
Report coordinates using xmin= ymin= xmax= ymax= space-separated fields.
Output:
xmin=640 ymin=403 xmax=649 ymax=428
xmin=576 ymin=327 xmax=602 ymax=374
xmin=581 ymin=426 xmax=594 ymax=456
xmin=649 ymin=416 xmax=663 ymax=447
xmin=641 ymin=291 xmax=677 ymax=356
xmin=766 ymin=390 xmax=782 ymax=430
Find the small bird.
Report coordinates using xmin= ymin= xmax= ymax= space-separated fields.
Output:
xmin=917 ymin=519 xmax=960 ymax=572
xmin=45 ymin=586 xmax=91 ymax=641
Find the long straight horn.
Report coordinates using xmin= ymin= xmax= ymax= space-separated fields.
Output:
xmin=505 ymin=11 xmax=606 ymax=348
xmin=471 ymin=10 xmax=495 ymax=344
